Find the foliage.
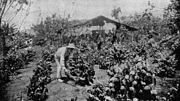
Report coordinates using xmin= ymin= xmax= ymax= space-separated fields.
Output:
xmin=27 ymin=60 xmax=52 ymax=101
xmin=32 ymin=14 xmax=71 ymax=47
xmin=84 ymin=3 xmax=180 ymax=100
xmin=0 ymin=23 xmax=18 ymax=55
xmin=0 ymin=48 xmax=35 ymax=83
xmin=0 ymin=53 xmax=24 ymax=83
xmin=87 ymin=66 xmax=179 ymax=101
xmin=0 ymin=23 xmax=33 ymax=83
xmin=166 ymin=0 xmax=180 ymax=30
xmin=86 ymin=37 xmax=178 ymax=101
xmin=0 ymin=0 xmax=30 ymax=62
xmin=0 ymin=30 xmax=35 ymax=84
xmin=111 ymin=7 xmax=122 ymax=22
xmin=87 ymin=67 xmax=157 ymax=101
xmin=41 ymin=45 xmax=56 ymax=63
xmin=27 ymin=1 xmax=180 ymax=100
xmin=166 ymin=0 xmax=180 ymax=70
xmin=21 ymin=49 xmax=36 ymax=65
xmin=67 ymin=51 xmax=95 ymax=86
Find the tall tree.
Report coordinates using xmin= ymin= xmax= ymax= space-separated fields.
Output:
xmin=0 ymin=0 xmax=29 ymax=70
xmin=111 ymin=7 xmax=121 ymax=23
xmin=0 ymin=0 xmax=29 ymax=57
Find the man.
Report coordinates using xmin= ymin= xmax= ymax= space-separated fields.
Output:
xmin=54 ymin=43 xmax=77 ymax=82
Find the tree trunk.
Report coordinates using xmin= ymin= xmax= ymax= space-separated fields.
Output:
xmin=0 ymin=18 xmax=6 ymax=69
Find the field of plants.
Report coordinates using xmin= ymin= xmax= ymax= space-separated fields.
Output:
xmin=0 ymin=1 xmax=180 ymax=101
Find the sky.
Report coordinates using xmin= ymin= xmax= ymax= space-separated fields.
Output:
xmin=8 ymin=0 xmax=171 ymax=30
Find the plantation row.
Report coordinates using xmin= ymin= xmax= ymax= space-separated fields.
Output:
xmin=25 ymin=28 xmax=180 ymax=101
xmin=0 ymin=49 xmax=36 ymax=83
xmin=1 ymin=5 xmax=180 ymax=100
xmin=0 ymin=29 xmax=180 ymax=101
xmin=77 ymin=31 xmax=180 ymax=100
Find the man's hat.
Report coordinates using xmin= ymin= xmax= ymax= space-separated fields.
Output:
xmin=66 ymin=43 xmax=77 ymax=49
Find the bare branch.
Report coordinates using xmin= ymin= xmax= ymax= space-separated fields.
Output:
xmin=0 ymin=0 xmax=8 ymax=26
xmin=18 ymin=0 xmax=31 ymax=29
xmin=3 ymin=0 xmax=14 ymax=16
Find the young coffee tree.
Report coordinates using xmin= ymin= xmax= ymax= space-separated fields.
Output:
xmin=27 ymin=60 xmax=52 ymax=101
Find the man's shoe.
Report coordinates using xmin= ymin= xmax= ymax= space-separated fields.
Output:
xmin=58 ymin=79 xmax=64 ymax=83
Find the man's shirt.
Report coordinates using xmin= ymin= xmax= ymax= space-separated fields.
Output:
xmin=55 ymin=46 xmax=73 ymax=62
xmin=55 ymin=46 xmax=67 ymax=61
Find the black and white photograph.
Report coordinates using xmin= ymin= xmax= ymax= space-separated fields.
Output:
xmin=0 ymin=0 xmax=180 ymax=101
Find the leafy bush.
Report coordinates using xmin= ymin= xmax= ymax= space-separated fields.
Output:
xmin=87 ymin=64 xmax=179 ymax=101
xmin=0 ymin=48 xmax=36 ymax=83
xmin=88 ymin=64 xmax=157 ymax=100
xmin=27 ymin=60 xmax=52 ymax=101
xmin=0 ymin=53 xmax=24 ymax=83
xmin=21 ymin=49 xmax=36 ymax=65
xmin=31 ymin=14 xmax=71 ymax=47
xmin=42 ymin=49 xmax=55 ymax=63
xmin=67 ymin=52 xmax=95 ymax=86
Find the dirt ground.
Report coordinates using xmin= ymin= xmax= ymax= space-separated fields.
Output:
xmin=0 ymin=62 xmax=109 ymax=101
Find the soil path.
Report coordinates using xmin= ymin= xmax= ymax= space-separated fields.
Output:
xmin=0 ymin=62 xmax=108 ymax=101
xmin=0 ymin=62 xmax=35 ymax=101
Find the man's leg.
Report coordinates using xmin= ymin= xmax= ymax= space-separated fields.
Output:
xmin=57 ymin=65 xmax=63 ymax=82
xmin=55 ymin=55 xmax=63 ymax=82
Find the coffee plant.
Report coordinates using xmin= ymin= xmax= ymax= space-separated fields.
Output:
xmin=85 ymin=27 xmax=179 ymax=101
xmin=21 ymin=49 xmax=36 ymax=65
xmin=67 ymin=54 xmax=95 ymax=86
xmin=0 ymin=48 xmax=35 ymax=83
xmin=42 ymin=49 xmax=54 ymax=63
xmin=87 ymin=63 xmax=179 ymax=101
xmin=27 ymin=60 xmax=52 ymax=101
